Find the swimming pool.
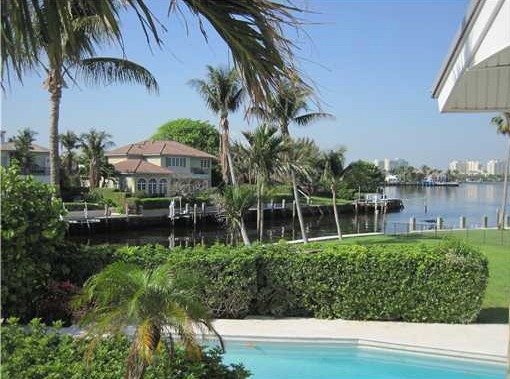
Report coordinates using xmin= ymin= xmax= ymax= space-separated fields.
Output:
xmin=222 ymin=340 xmax=506 ymax=379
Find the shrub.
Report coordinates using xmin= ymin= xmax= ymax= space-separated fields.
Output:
xmin=1 ymin=318 xmax=249 ymax=379
xmin=113 ymin=240 xmax=488 ymax=323
xmin=139 ymin=197 xmax=173 ymax=209
xmin=1 ymin=164 xmax=67 ymax=320
xmin=86 ymin=188 xmax=130 ymax=209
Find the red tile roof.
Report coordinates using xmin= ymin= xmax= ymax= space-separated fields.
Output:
xmin=113 ymin=159 xmax=174 ymax=175
xmin=106 ymin=140 xmax=215 ymax=159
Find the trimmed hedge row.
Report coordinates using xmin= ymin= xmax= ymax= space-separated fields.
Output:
xmin=112 ymin=240 xmax=488 ymax=323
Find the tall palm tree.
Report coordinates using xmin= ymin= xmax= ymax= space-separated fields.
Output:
xmin=251 ymin=80 xmax=333 ymax=243
xmin=59 ymin=130 xmax=80 ymax=187
xmin=189 ymin=66 xmax=243 ymax=185
xmin=491 ymin=113 xmax=510 ymax=230
xmin=214 ymin=185 xmax=256 ymax=246
xmin=9 ymin=128 xmax=37 ymax=175
xmin=79 ymin=129 xmax=114 ymax=189
xmin=2 ymin=2 xmax=159 ymax=195
xmin=74 ymin=261 xmax=223 ymax=379
xmin=320 ymin=148 xmax=350 ymax=240
xmin=242 ymin=124 xmax=284 ymax=241
xmin=2 ymin=0 xmax=302 ymax=107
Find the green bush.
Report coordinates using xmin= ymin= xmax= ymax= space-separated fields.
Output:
xmin=139 ymin=197 xmax=173 ymax=209
xmin=1 ymin=318 xmax=249 ymax=379
xmin=86 ymin=188 xmax=130 ymax=209
xmin=1 ymin=164 xmax=67 ymax=320
xmin=113 ymin=240 xmax=488 ymax=323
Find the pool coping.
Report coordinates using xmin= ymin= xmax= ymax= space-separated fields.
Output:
xmin=214 ymin=335 xmax=507 ymax=365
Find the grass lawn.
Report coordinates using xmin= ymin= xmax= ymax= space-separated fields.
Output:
xmin=334 ymin=229 xmax=510 ymax=324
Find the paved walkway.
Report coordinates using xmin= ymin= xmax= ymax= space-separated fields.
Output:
xmin=212 ymin=318 xmax=508 ymax=359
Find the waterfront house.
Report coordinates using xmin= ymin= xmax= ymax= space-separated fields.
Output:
xmin=105 ymin=140 xmax=215 ymax=196
xmin=0 ymin=136 xmax=51 ymax=183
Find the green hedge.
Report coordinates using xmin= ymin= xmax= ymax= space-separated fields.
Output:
xmin=1 ymin=318 xmax=248 ymax=379
xmin=110 ymin=240 xmax=488 ymax=323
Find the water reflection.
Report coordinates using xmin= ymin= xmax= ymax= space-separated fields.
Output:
xmin=71 ymin=183 xmax=506 ymax=246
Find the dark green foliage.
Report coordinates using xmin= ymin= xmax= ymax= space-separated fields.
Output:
xmin=109 ymin=240 xmax=488 ymax=323
xmin=1 ymin=164 xmax=67 ymax=320
xmin=343 ymin=160 xmax=385 ymax=193
xmin=1 ymin=318 xmax=249 ymax=379
xmin=151 ymin=118 xmax=219 ymax=156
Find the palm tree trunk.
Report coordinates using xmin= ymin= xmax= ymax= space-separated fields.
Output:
xmin=259 ymin=180 xmax=265 ymax=242
xmin=48 ymin=69 xmax=62 ymax=195
xmin=291 ymin=169 xmax=308 ymax=243
xmin=332 ymin=186 xmax=342 ymax=240
xmin=239 ymin=218 xmax=250 ymax=246
xmin=499 ymin=116 xmax=510 ymax=230
xmin=220 ymin=115 xmax=237 ymax=185
xmin=256 ymin=181 xmax=261 ymax=238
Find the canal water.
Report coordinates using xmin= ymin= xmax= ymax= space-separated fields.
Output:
xmin=72 ymin=183 xmax=506 ymax=246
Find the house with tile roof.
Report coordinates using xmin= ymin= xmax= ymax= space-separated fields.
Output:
xmin=105 ymin=140 xmax=215 ymax=196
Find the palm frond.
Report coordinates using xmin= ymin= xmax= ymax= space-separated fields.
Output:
xmin=294 ymin=111 xmax=334 ymax=127
xmin=176 ymin=0 xmax=303 ymax=106
xmin=75 ymin=57 xmax=159 ymax=94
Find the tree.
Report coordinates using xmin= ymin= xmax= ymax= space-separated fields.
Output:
xmin=251 ymin=80 xmax=333 ymax=243
xmin=1 ymin=163 xmax=66 ymax=320
xmin=2 ymin=0 xmax=302 ymax=106
xmin=2 ymin=2 xmax=159 ymax=195
xmin=79 ymin=129 xmax=114 ymax=189
xmin=491 ymin=113 xmax=510 ymax=230
xmin=320 ymin=148 xmax=349 ymax=240
xmin=214 ymin=185 xmax=256 ymax=246
xmin=343 ymin=160 xmax=385 ymax=194
xmin=241 ymin=124 xmax=284 ymax=241
xmin=9 ymin=128 xmax=37 ymax=174
xmin=189 ymin=66 xmax=243 ymax=185
xmin=75 ymin=261 xmax=223 ymax=379
xmin=151 ymin=119 xmax=219 ymax=156
xmin=59 ymin=130 xmax=80 ymax=188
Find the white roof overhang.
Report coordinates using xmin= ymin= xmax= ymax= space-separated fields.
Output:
xmin=432 ymin=0 xmax=510 ymax=113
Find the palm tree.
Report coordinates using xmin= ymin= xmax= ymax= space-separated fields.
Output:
xmin=242 ymin=124 xmax=284 ymax=241
xmin=9 ymin=128 xmax=37 ymax=175
xmin=2 ymin=3 xmax=159 ymax=195
xmin=59 ymin=130 xmax=80 ymax=187
xmin=320 ymin=149 xmax=350 ymax=240
xmin=214 ymin=185 xmax=256 ymax=246
xmin=189 ymin=66 xmax=244 ymax=185
xmin=251 ymin=80 xmax=333 ymax=243
xmin=74 ymin=261 xmax=223 ymax=379
xmin=79 ymin=129 xmax=114 ymax=189
xmin=491 ymin=113 xmax=510 ymax=230
xmin=2 ymin=0 xmax=302 ymax=106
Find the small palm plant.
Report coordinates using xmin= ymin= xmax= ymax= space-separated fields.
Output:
xmin=490 ymin=114 xmax=510 ymax=230
xmin=320 ymin=149 xmax=350 ymax=240
xmin=74 ymin=262 xmax=223 ymax=379
xmin=214 ymin=185 xmax=256 ymax=246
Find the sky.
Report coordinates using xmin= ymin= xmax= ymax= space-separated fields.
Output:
xmin=1 ymin=0 xmax=506 ymax=170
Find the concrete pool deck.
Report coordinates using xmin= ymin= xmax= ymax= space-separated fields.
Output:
xmin=212 ymin=318 xmax=508 ymax=361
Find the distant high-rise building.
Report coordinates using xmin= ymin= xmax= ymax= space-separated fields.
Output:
xmin=376 ymin=158 xmax=408 ymax=172
xmin=486 ymin=159 xmax=506 ymax=175
xmin=449 ymin=159 xmax=483 ymax=175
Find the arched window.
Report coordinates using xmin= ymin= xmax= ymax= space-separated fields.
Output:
xmin=137 ymin=178 xmax=146 ymax=191
xmin=148 ymin=178 xmax=157 ymax=195
xmin=159 ymin=179 xmax=168 ymax=195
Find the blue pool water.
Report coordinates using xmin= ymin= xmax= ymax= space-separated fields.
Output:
xmin=222 ymin=341 xmax=506 ymax=379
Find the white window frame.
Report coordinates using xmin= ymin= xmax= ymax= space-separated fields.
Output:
xmin=148 ymin=178 xmax=157 ymax=195
xmin=137 ymin=178 xmax=146 ymax=191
